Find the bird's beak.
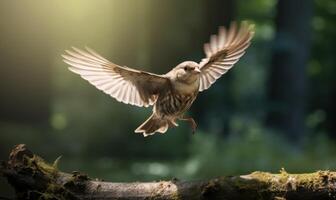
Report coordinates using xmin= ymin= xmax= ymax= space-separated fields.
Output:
xmin=194 ymin=68 xmax=201 ymax=73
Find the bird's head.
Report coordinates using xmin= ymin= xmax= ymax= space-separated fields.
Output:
xmin=169 ymin=61 xmax=201 ymax=83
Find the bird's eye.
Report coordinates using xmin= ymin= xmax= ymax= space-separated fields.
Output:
xmin=184 ymin=66 xmax=188 ymax=71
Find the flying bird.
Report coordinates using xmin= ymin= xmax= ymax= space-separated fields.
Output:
xmin=62 ymin=22 xmax=255 ymax=137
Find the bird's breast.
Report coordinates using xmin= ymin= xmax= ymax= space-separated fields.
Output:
xmin=172 ymin=77 xmax=200 ymax=95
xmin=154 ymin=89 xmax=198 ymax=118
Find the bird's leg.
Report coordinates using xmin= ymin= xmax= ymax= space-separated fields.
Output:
xmin=179 ymin=116 xmax=197 ymax=134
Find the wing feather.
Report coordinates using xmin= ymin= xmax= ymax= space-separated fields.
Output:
xmin=63 ymin=47 xmax=169 ymax=107
xmin=199 ymin=21 xmax=255 ymax=91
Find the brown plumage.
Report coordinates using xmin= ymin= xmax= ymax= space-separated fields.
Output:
xmin=62 ymin=21 xmax=255 ymax=137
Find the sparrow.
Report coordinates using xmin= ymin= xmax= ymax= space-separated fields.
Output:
xmin=62 ymin=21 xmax=255 ymax=137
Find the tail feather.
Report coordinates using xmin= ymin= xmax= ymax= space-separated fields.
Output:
xmin=135 ymin=114 xmax=170 ymax=137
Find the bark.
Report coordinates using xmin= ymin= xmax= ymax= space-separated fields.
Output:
xmin=1 ymin=145 xmax=336 ymax=200
xmin=266 ymin=0 xmax=313 ymax=141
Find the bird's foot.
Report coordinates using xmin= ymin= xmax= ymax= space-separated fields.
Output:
xmin=191 ymin=119 xmax=197 ymax=134
xmin=180 ymin=117 xmax=197 ymax=134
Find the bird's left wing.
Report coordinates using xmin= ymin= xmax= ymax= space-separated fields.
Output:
xmin=198 ymin=22 xmax=255 ymax=91
xmin=62 ymin=47 xmax=169 ymax=107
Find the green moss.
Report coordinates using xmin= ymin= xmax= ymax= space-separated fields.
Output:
xmin=24 ymin=154 xmax=58 ymax=178
xmin=246 ymin=169 xmax=336 ymax=194
xmin=293 ymin=170 xmax=335 ymax=189
xmin=63 ymin=172 xmax=89 ymax=193
xmin=52 ymin=156 xmax=62 ymax=170
xmin=170 ymin=191 xmax=180 ymax=200
xmin=201 ymin=179 xmax=221 ymax=199
xmin=20 ymin=154 xmax=80 ymax=200
xmin=38 ymin=192 xmax=65 ymax=200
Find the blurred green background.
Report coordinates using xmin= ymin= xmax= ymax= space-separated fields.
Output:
xmin=1 ymin=0 xmax=335 ymax=197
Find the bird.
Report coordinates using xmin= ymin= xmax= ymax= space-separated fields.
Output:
xmin=62 ymin=21 xmax=255 ymax=137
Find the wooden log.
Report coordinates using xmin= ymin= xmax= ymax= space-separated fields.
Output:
xmin=1 ymin=144 xmax=336 ymax=200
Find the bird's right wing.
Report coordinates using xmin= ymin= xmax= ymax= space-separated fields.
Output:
xmin=62 ymin=47 xmax=169 ymax=107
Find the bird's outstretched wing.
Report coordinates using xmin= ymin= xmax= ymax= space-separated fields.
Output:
xmin=62 ymin=47 xmax=169 ymax=107
xmin=198 ymin=22 xmax=255 ymax=91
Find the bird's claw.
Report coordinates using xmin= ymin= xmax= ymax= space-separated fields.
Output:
xmin=180 ymin=117 xmax=197 ymax=134
xmin=191 ymin=120 xmax=197 ymax=134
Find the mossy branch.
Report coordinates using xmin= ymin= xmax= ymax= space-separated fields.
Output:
xmin=1 ymin=144 xmax=336 ymax=200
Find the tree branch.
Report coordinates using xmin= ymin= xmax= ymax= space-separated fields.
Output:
xmin=1 ymin=144 xmax=336 ymax=200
